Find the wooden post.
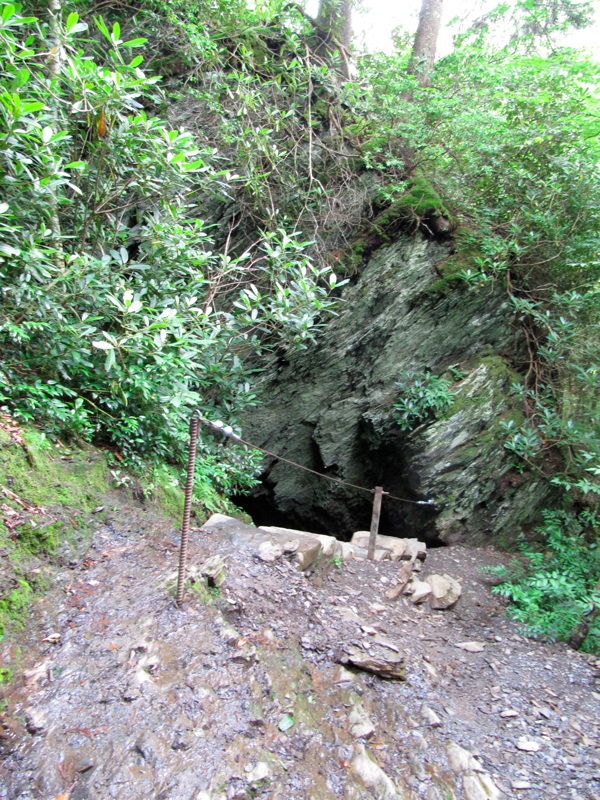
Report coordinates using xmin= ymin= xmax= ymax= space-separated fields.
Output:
xmin=367 ymin=486 xmax=384 ymax=561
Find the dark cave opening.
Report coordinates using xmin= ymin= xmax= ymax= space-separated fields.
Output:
xmin=232 ymin=476 xmax=446 ymax=548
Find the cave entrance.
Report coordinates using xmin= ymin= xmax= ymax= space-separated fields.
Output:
xmin=232 ymin=478 xmax=446 ymax=548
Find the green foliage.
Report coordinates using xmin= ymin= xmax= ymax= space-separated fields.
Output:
xmin=490 ymin=510 xmax=600 ymax=652
xmin=500 ymin=289 xmax=600 ymax=496
xmin=0 ymin=2 xmax=341 ymax=479
xmin=350 ymin=31 xmax=600 ymax=291
xmin=0 ymin=578 xmax=33 ymax=638
xmin=392 ymin=370 xmax=454 ymax=432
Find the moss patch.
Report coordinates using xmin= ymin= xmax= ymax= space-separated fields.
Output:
xmin=0 ymin=425 xmax=111 ymax=513
xmin=0 ymin=422 xmax=114 ymax=635
xmin=438 ymin=226 xmax=484 ymax=280
xmin=373 ymin=177 xmax=454 ymax=236
xmin=0 ymin=415 xmax=249 ymax=637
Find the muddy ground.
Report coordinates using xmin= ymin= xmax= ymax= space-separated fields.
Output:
xmin=1 ymin=501 xmax=599 ymax=799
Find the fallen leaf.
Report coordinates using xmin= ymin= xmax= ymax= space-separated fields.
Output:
xmin=500 ymin=709 xmax=519 ymax=718
xmin=66 ymin=727 xmax=94 ymax=739
xmin=109 ymin=642 xmax=118 ymax=651
xmin=454 ymin=641 xmax=485 ymax=653
xmin=278 ymin=714 xmax=294 ymax=732
xmin=50 ymin=794 xmax=70 ymax=800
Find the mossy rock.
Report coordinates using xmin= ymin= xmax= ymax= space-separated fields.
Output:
xmin=373 ymin=177 xmax=455 ymax=238
xmin=423 ymin=227 xmax=486 ymax=299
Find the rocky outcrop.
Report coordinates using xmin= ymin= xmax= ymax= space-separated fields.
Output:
xmin=239 ymin=233 xmax=553 ymax=545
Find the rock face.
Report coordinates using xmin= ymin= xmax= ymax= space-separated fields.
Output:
xmin=240 ymin=234 xmax=553 ymax=545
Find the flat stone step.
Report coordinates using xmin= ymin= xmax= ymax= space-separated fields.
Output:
xmin=202 ymin=515 xmax=331 ymax=572
xmin=350 ymin=531 xmax=427 ymax=561
xmin=259 ymin=525 xmax=340 ymax=558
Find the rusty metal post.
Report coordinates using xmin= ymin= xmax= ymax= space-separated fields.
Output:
xmin=176 ymin=411 xmax=200 ymax=607
xmin=367 ymin=486 xmax=384 ymax=561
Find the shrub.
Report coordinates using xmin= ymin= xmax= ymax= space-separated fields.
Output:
xmin=392 ymin=369 xmax=454 ymax=431
xmin=490 ymin=510 xmax=600 ymax=653
xmin=0 ymin=4 xmax=341 ymax=474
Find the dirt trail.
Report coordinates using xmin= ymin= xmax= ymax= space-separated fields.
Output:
xmin=1 ymin=503 xmax=599 ymax=800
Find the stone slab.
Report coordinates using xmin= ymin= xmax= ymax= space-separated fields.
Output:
xmin=203 ymin=515 xmax=324 ymax=572
xmin=259 ymin=525 xmax=340 ymax=557
xmin=351 ymin=531 xmax=426 ymax=561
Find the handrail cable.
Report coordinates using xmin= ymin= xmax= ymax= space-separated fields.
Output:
xmin=197 ymin=414 xmax=435 ymax=507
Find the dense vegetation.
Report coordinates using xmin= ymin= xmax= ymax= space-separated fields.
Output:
xmin=0 ymin=0 xmax=599 ymax=648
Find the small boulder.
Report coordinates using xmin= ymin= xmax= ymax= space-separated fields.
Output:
xmin=294 ymin=539 xmax=322 ymax=571
xmin=428 ymin=573 xmax=462 ymax=610
xmin=408 ymin=579 xmax=432 ymax=604
xmin=339 ymin=542 xmax=356 ymax=561
xmin=340 ymin=643 xmax=406 ymax=681
xmin=257 ymin=540 xmax=283 ymax=562
xmin=350 ymin=532 xmax=426 ymax=562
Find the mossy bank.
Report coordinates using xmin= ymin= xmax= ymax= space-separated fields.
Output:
xmin=0 ymin=416 xmax=192 ymax=637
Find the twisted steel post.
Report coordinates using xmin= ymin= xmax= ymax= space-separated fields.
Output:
xmin=176 ymin=411 xmax=200 ymax=607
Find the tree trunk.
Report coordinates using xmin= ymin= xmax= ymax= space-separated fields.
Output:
xmin=315 ymin=0 xmax=352 ymax=80
xmin=47 ymin=0 xmax=66 ymax=270
xmin=408 ymin=0 xmax=444 ymax=87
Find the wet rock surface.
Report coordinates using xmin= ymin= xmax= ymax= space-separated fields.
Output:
xmin=239 ymin=233 xmax=553 ymax=546
xmin=0 ymin=507 xmax=599 ymax=799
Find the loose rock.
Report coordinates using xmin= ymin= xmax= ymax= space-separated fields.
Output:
xmin=349 ymin=702 xmax=375 ymax=739
xmin=246 ymin=762 xmax=270 ymax=784
xmin=340 ymin=643 xmax=406 ymax=680
xmin=421 ymin=704 xmax=442 ymax=728
xmin=408 ymin=578 xmax=432 ymax=604
xmin=258 ymin=540 xmax=283 ymax=562
xmin=350 ymin=744 xmax=399 ymax=799
xmin=516 ymin=738 xmax=541 ymax=753
xmin=25 ymin=708 xmax=47 ymax=735
xmin=428 ymin=573 xmax=462 ymax=610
